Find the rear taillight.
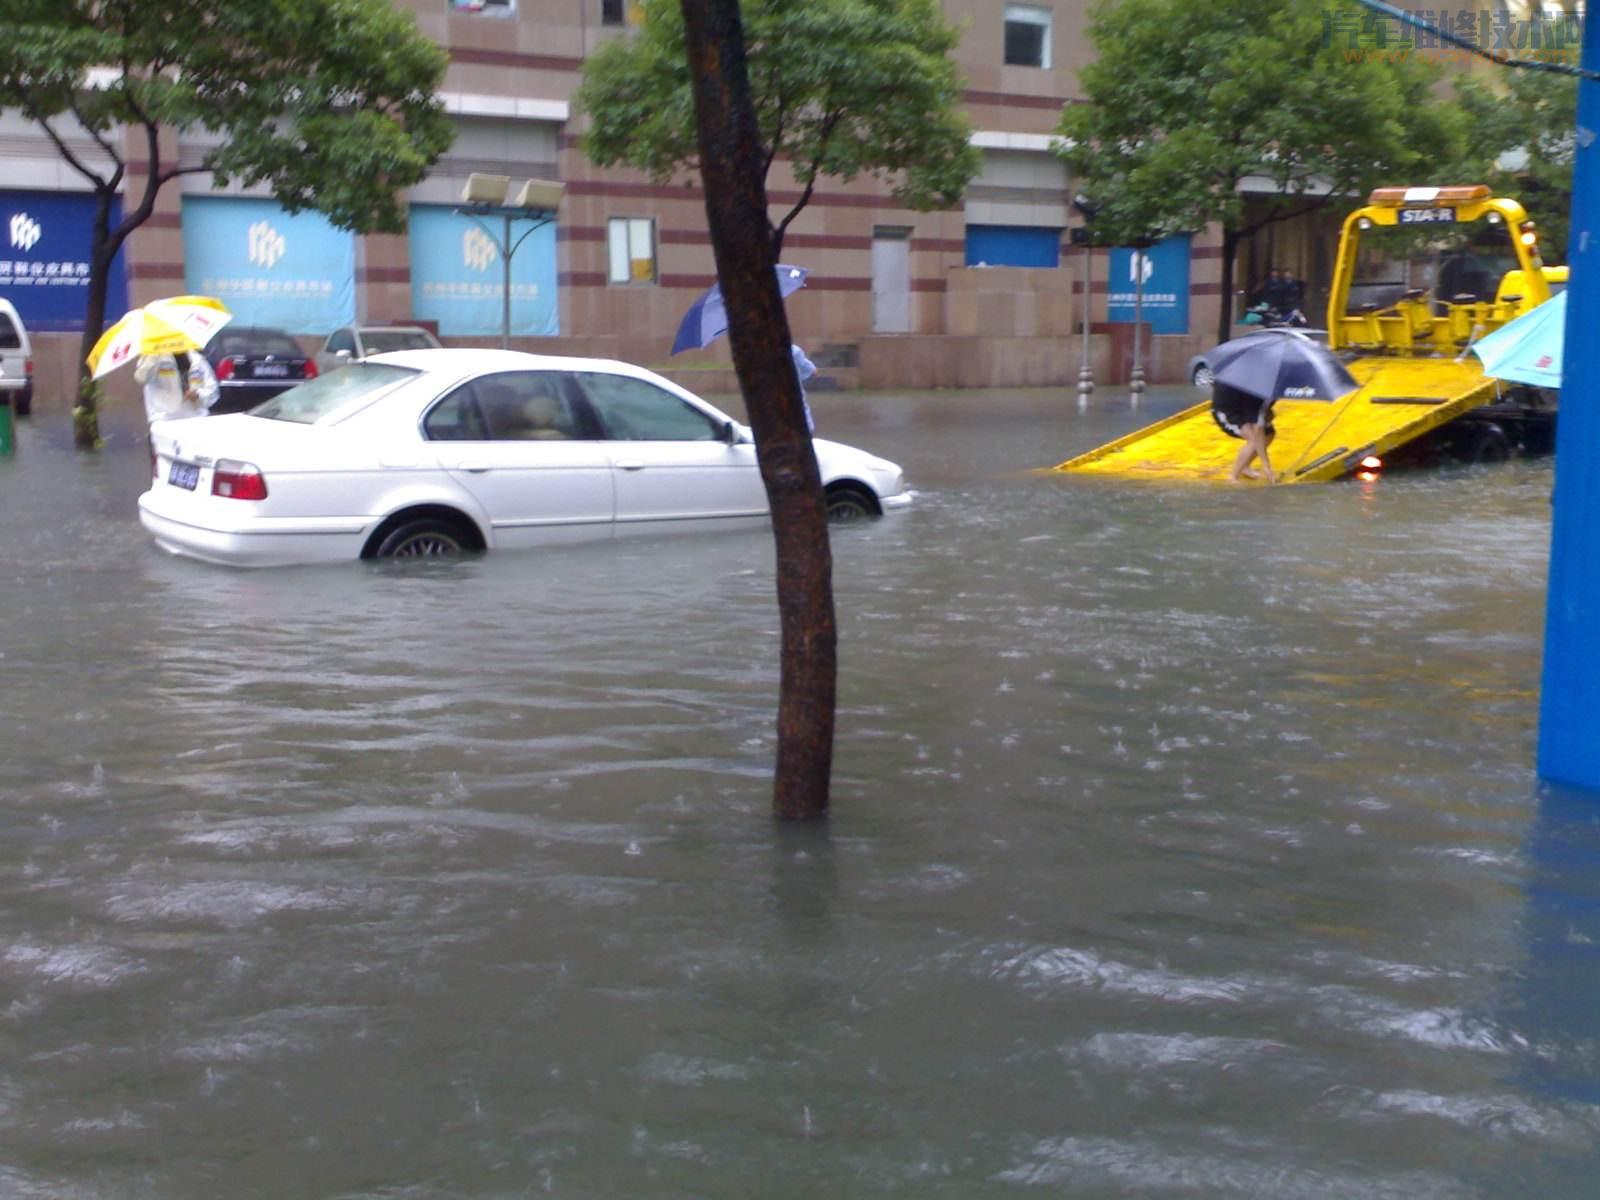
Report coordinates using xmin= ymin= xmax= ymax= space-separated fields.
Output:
xmin=302 ymin=359 xmax=318 ymax=379
xmin=211 ymin=459 xmax=268 ymax=500
xmin=24 ymin=358 xmax=32 ymax=378
xmin=215 ymin=358 xmax=236 ymax=381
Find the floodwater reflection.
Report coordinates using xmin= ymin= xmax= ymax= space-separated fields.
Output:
xmin=0 ymin=387 xmax=1594 ymax=1196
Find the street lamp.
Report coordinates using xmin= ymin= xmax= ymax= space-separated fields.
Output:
xmin=456 ymin=172 xmax=565 ymax=349
xmin=1072 ymin=192 xmax=1099 ymax=398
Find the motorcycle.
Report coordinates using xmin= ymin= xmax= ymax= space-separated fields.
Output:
xmin=1240 ymin=301 xmax=1308 ymax=328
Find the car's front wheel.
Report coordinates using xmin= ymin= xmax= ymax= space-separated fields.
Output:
xmin=1191 ymin=363 xmax=1214 ymax=391
xmin=375 ymin=518 xmax=470 ymax=558
xmin=825 ymin=483 xmax=880 ymax=524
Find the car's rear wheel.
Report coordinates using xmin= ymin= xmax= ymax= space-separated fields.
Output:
xmin=14 ymin=385 xmax=31 ymax=417
xmin=375 ymin=518 xmax=470 ymax=558
xmin=825 ymin=483 xmax=880 ymax=524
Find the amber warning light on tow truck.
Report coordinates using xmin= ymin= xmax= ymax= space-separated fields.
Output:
xmin=1367 ymin=185 xmax=1491 ymax=207
xmin=1356 ymin=455 xmax=1384 ymax=482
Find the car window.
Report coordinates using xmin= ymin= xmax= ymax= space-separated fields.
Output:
xmin=326 ymin=329 xmax=355 ymax=354
xmin=251 ymin=363 xmax=418 ymax=424
xmin=363 ymin=329 xmax=440 ymax=354
xmin=423 ymin=384 xmax=490 ymax=441
xmin=0 ymin=314 xmax=19 ymax=350
xmin=478 ymin=371 xmax=586 ymax=441
xmin=574 ymin=372 xmax=720 ymax=441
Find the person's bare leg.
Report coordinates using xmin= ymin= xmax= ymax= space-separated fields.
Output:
xmin=1230 ymin=425 xmax=1262 ymax=481
xmin=1256 ymin=430 xmax=1277 ymax=484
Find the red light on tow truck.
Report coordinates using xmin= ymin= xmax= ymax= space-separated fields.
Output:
xmin=211 ymin=459 xmax=268 ymax=500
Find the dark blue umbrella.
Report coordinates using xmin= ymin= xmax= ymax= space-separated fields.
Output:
xmin=671 ymin=264 xmax=809 ymax=355
xmin=1208 ymin=330 xmax=1357 ymax=403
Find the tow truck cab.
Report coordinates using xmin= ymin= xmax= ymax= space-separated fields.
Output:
xmin=1329 ymin=185 xmax=1554 ymax=355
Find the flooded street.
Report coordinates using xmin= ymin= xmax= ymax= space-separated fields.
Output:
xmin=2 ymin=386 xmax=1597 ymax=1197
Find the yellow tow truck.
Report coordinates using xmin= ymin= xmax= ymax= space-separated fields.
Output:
xmin=1054 ymin=185 xmax=1563 ymax=483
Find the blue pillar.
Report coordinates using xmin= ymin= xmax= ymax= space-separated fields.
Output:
xmin=1539 ymin=16 xmax=1600 ymax=791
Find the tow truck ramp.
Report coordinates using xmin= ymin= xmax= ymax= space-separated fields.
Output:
xmin=1053 ymin=356 xmax=1502 ymax=485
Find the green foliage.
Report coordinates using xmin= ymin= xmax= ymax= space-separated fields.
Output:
xmin=1453 ymin=70 xmax=1578 ymax=261
xmin=1058 ymin=0 xmax=1470 ymax=247
xmin=0 ymin=0 xmax=453 ymax=233
xmin=577 ymin=0 xmax=980 ymax=243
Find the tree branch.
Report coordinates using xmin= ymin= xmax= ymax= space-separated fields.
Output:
xmin=66 ymin=94 xmax=123 ymax=169
xmin=24 ymin=107 xmax=111 ymax=190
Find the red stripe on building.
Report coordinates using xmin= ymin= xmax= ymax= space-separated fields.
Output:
xmin=449 ymin=47 xmax=583 ymax=72
xmin=130 ymin=263 xmax=185 ymax=279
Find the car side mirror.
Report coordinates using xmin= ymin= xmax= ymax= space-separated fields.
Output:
xmin=335 ymin=348 xmax=352 ymax=360
xmin=722 ymin=420 xmax=748 ymax=445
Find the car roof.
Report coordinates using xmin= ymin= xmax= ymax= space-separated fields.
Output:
xmin=356 ymin=324 xmax=433 ymax=333
xmin=365 ymin=347 xmax=660 ymax=378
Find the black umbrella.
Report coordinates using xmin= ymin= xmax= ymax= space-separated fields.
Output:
xmin=1207 ymin=330 xmax=1357 ymax=403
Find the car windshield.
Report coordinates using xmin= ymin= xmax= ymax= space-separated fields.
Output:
xmin=364 ymin=330 xmax=438 ymax=353
xmin=250 ymin=363 xmax=418 ymax=424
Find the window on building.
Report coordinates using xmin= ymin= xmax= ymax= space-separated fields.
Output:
xmin=1004 ymin=5 xmax=1052 ymax=68
xmin=601 ymin=0 xmax=624 ymax=24
xmin=448 ymin=0 xmax=515 ymax=16
xmin=607 ymin=218 xmax=657 ymax=285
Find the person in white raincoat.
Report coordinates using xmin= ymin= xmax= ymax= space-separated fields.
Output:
xmin=134 ymin=352 xmax=213 ymax=425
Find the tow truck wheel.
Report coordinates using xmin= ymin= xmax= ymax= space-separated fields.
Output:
xmin=1460 ymin=423 xmax=1511 ymax=465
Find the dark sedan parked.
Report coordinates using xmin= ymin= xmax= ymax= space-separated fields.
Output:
xmin=205 ymin=327 xmax=317 ymax=413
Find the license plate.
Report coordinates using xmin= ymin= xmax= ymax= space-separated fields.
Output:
xmin=168 ymin=461 xmax=200 ymax=490
xmin=1399 ymin=207 xmax=1455 ymax=225
xmin=255 ymin=363 xmax=290 ymax=377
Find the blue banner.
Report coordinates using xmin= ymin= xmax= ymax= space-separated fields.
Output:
xmin=965 ymin=225 xmax=1061 ymax=269
xmin=1108 ymin=234 xmax=1191 ymax=335
xmin=182 ymin=197 xmax=354 ymax=334
xmin=409 ymin=205 xmax=558 ymax=337
xmin=0 ymin=190 xmax=129 ymax=332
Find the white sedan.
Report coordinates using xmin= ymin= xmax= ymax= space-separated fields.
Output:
xmin=138 ymin=349 xmax=913 ymax=567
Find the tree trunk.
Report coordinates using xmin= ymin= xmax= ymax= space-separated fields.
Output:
xmin=73 ymin=187 xmax=120 ymax=448
xmin=1218 ymin=229 xmax=1241 ymax=345
xmin=679 ymin=0 xmax=836 ymax=819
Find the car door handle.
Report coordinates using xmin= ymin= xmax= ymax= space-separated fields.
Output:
xmin=615 ymin=460 xmax=646 ymax=471
xmin=453 ymin=460 xmax=491 ymax=473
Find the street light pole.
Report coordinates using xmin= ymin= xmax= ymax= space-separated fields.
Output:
xmin=1078 ymin=239 xmax=1094 ymax=398
xmin=457 ymin=174 xmax=565 ymax=350
xmin=1131 ymin=245 xmax=1146 ymax=395
xmin=1072 ymin=193 xmax=1099 ymax=399
xmin=460 ymin=209 xmax=556 ymax=350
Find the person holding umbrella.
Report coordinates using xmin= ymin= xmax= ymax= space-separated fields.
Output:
xmin=1211 ymin=380 xmax=1278 ymax=483
xmin=1204 ymin=329 xmax=1360 ymax=484
xmin=86 ymin=295 xmax=232 ymax=427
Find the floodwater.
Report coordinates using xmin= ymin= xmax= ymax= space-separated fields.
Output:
xmin=2 ymin=386 xmax=1598 ymax=1198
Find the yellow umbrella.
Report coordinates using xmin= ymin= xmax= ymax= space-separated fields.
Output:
xmin=86 ymin=295 xmax=233 ymax=380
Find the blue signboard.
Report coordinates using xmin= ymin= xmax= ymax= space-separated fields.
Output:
xmin=0 ymin=190 xmax=129 ymax=332
xmin=1108 ymin=234 xmax=1191 ymax=335
xmin=409 ymin=204 xmax=558 ymax=337
xmin=182 ymin=197 xmax=354 ymax=334
xmin=965 ymin=224 xmax=1062 ymax=269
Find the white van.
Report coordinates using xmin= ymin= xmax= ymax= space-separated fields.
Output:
xmin=0 ymin=299 xmax=34 ymax=416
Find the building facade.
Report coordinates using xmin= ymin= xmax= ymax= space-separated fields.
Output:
xmin=5 ymin=1 xmax=1241 ymax=400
